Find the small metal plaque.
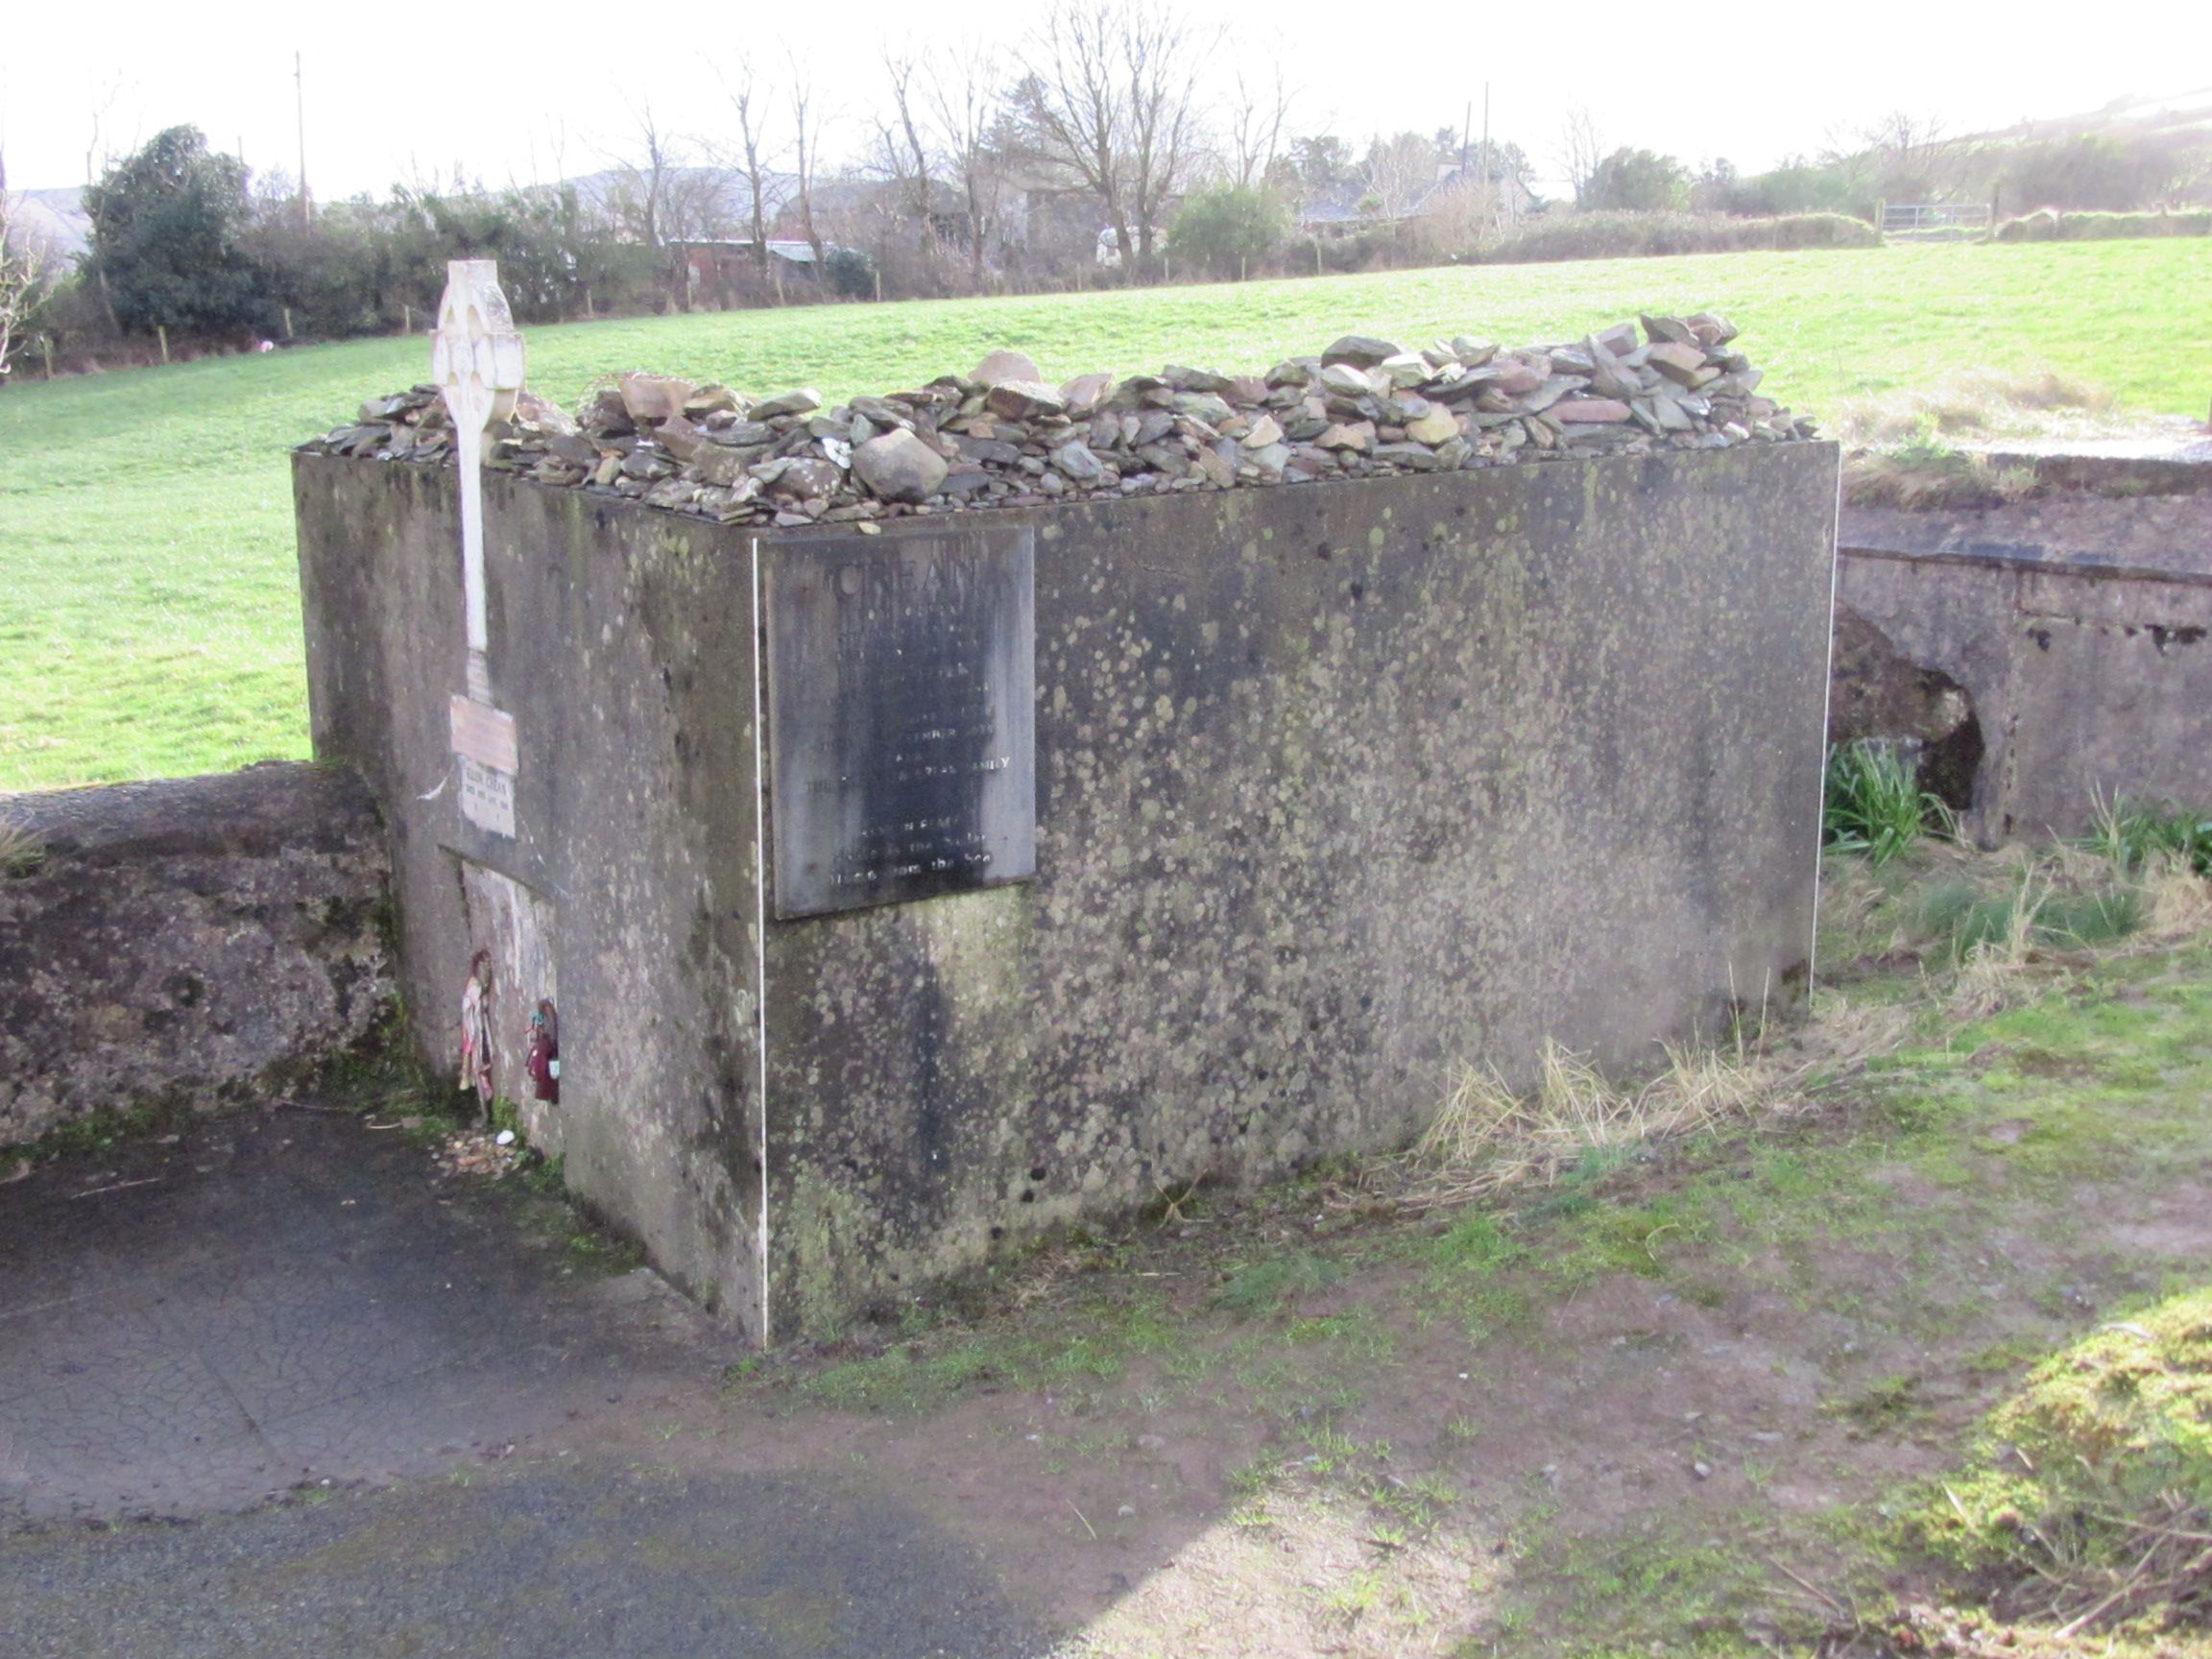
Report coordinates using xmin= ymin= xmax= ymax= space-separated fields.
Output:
xmin=765 ymin=525 xmax=1035 ymax=919
xmin=459 ymin=756 xmax=517 ymax=838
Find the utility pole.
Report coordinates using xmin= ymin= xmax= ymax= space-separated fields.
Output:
xmin=296 ymin=52 xmax=311 ymax=229
xmin=1479 ymin=83 xmax=1490 ymax=194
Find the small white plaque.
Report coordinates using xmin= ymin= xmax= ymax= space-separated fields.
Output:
xmin=459 ymin=757 xmax=517 ymax=838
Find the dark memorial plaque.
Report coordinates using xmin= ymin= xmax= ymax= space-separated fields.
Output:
xmin=764 ymin=525 xmax=1036 ymax=919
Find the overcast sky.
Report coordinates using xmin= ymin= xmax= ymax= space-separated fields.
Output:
xmin=3 ymin=2 xmax=2199 ymax=201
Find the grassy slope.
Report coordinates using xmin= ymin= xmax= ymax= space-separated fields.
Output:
xmin=1 ymin=239 xmax=2203 ymax=791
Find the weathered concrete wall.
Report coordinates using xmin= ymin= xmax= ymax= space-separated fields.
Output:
xmin=0 ymin=765 xmax=394 ymax=1148
xmin=1838 ymin=492 xmax=2212 ymax=841
xmin=295 ymin=460 xmax=769 ymax=1334
xmin=297 ymin=444 xmax=1838 ymax=1342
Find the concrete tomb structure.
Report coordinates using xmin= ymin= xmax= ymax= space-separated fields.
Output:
xmin=296 ymin=263 xmax=1839 ymax=1343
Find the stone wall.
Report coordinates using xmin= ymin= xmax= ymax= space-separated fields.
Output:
xmin=0 ymin=765 xmax=396 ymax=1149
xmin=296 ymin=410 xmax=1838 ymax=1342
xmin=1836 ymin=469 xmax=2212 ymax=841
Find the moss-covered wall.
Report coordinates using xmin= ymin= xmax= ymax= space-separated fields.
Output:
xmin=297 ymin=442 xmax=1839 ymax=1344
xmin=760 ymin=448 xmax=1839 ymax=1338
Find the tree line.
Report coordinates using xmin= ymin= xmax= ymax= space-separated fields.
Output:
xmin=3 ymin=5 xmax=2207 ymax=378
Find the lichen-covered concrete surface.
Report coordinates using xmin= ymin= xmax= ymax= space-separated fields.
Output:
xmin=0 ymin=765 xmax=394 ymax=1148
xmin=296 ymin=445 xmax=1839 ymax=1342
xmin=1838 ymin=492 xmax=2212 ymax=841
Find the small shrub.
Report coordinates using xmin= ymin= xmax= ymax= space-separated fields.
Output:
xmin=2036 ymin=887 xmax=2143 ymax=948
xmin=1166 ymin=186 xmax=1288 ymax=279
xmin=1431 ymin=1212 xmax=1524 ymax=1273
xmin=1825 ymin=740 xmax=1949 ymax=865
xmin=821 ymin=247 xmax=878 ymax=301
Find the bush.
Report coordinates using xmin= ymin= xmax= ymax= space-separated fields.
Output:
xmin=1166 ymin=186 xmax=1288 ymax=279
xmin=1579 ymin=148 xmax=1689 ymax=212
xmin=821 ymin=246 xmax=878 ymax=300
xmin=1309 ymin=227 xmax=1399 ymax=274
xmin=84 ymin=125 xmax=270 ymax=340
xmin=1825 ymin=740 xmax=1950 ymax=865
xmin=1995 ymin=206 xmax=2212 ymax=242
xmin=1475 ymin=209 xmax=1876 ymax=265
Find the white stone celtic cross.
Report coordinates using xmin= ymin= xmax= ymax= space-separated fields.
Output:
xmin=432 ymin=260 xmax=527 ymax=836
xmin=431 ymin=259 xmax=526 ymax=703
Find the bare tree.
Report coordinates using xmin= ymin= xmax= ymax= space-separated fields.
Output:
xmin=84 ymin=73 xmax=127 ymax=187
xmin=0 ymin=172 xmax=57 ymax=376
xmin=1227 ymin=60 xmax=1291 ymax=191
xmin=1017 ymin=7 xmax=1131 ymax=274
xmin=787 ymin=51 xmax=826 ymax=266
xmin=1362 ymin=132 xmax=1440 ymax=220
xmin=872 ymin=48 xmax=938 ymax=265
xmin=610 ymin=97 xmax=677 ymax=249
xmin=921 ymin=44 xmax=1007 ymax=289
xmin=1115 ymin=5 xmax=1210 ymax=272
xmin=1017 ymin=1 xmax=1213 ymax=280
xmin=1857 ymin=110 xmax=1961 ymax=201
xmin=720 ymin=60 xmax=781 ymax=287
xmin=1557 ymin=104 xmax=1603 ymax=204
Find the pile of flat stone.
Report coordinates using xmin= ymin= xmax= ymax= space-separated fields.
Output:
xmin=301 ymin=315 xmax=1814 ymax=527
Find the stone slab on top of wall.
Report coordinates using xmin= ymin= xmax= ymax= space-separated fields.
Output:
xmin=0 ymin=764 xmax=395 ymax=1149
xmin=296 ymin=424 xmax=1839 ymax=1344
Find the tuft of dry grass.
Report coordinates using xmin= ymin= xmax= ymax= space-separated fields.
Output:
xmin=2143 ymin=854 xmax=2212 ymax=942
xmin=1837 ymin=370 xmax=2123 ymax=509
xmin=1948 ymin=865 xmax=2059 ymax=1019
xmin=0 ymin=818 xmax=47 ymax=878
xmin=1835 ymin=370 xmax=2118 ymax=450
xmin=1402 ymin=1001 xmax=1910 ymax=1211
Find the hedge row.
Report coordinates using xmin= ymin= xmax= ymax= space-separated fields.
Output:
xmin=1995 ymin=208 xmax=2212 ymax=242
xmin=1471 ymin=210 xmax=1879 ymax=265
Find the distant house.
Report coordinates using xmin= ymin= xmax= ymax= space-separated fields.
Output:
xmin=668 ymin=238 xmax=818 ymax=307
xmin=1298 ymin=162 xmax=1538 ymax=239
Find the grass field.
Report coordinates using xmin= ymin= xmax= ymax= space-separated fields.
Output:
xmin=1 ymin=239 xmax=2203 ymax=792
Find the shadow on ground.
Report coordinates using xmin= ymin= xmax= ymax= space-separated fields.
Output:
xmin=0 ymin=1108 xmax=1049 ymax=1658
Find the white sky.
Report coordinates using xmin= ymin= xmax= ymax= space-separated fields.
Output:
xmin=3 ymin=1 xmax=2201 ymax=200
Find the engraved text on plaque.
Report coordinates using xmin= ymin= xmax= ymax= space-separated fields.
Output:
xmin=764 ymin=526 xmax=1036 ymax=919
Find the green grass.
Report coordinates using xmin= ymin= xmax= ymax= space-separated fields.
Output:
xmin=720 ymin=852 xmax=2212 ymax=1652
xmin=1213 ymin=1248 xmax=1347 ymax=1316
xmin=1895 ymin=1285 xmax=2212 ymax=1638
xmin=2 ymin=239 xmax=2207 ymax=791
xmin=2087 ymin=795 xmax=2212 ymax=878
xmin=1825 ymin=739 xmax=1949 ymax=865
